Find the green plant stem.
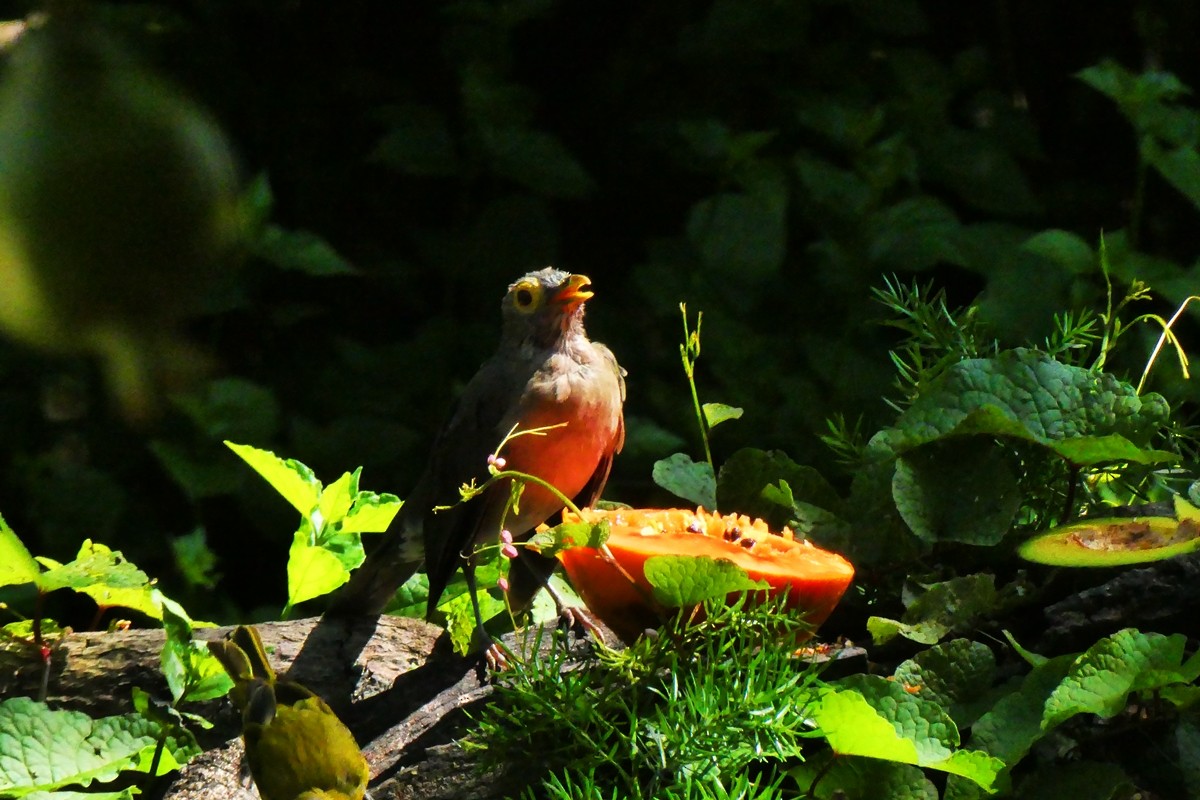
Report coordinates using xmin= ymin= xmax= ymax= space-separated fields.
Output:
xmin=480 ymin=468 xmax=665 ymax=614
xmin=680 ymin=304 xmax=714 ymax=471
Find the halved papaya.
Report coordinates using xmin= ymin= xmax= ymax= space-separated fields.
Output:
xmin=1018 ymin=516 xmax=1200 ymax=566
xmin=555 ymin=507 xmax=855 ymax=643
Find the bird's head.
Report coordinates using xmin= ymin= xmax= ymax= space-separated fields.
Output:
xmin=500 ymin=267 xmax=594 ymax=349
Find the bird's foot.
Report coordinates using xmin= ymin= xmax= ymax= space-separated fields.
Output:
xmin=557 ymin=605 xmax=604 ymax=641
xmin=484 ymin=639 xmax=513 ymax=671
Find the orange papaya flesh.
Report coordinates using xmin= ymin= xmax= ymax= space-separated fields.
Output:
xmin=553 ymin=507 xmax=855 ymax=644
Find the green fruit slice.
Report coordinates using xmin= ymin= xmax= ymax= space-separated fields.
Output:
xmin=1018 ymin=516 xmax=1200 ymax=566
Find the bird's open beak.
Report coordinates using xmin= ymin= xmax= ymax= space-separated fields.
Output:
xmin=553 ymin=274 xmax=594 ymax=306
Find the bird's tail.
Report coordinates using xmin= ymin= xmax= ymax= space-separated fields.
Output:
xmin=327 ymin=527 xmax=423 ymax=616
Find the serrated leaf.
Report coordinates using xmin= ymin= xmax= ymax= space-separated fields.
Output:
xmin=440 ymin=588 xmax=505 ymax=656
xmin=1042 ymin=629 xmax=1200 ymax=729
xmin=652 ymin=453 xmax=717 ymax=510
xmin=158 ymin=593 xmax=230 ymax=704
xmin=866 ymin=349 xmax=1174 ymax=467
xmin=868 ymin=574 xmax=996 ymax=645
xmin=0 ymin=697 xmax=178 ymax=795
xmin=643 ymin=555 xmax=766 ymax=607
xmin=0 ymin=513 xmax=40 ymax=588
xmin=814 ymin=678 xmax=1001 ymax=790
xmin=225 ymin=441 xmax=321 ymax=515
xmin=38 ymin=543 xmax=156 ymax=619
xmin=702 ymin=402 xmax=743 ymax=429
xmin=339 ymin=492 xmax=402 ymax=535
xmin=893 ymin=639 xmax=998 ymax=728
xmin=892 ymin=439 xmax=1021 ymax=545
xmin=286 ymin=533 xmax=350 ymax=607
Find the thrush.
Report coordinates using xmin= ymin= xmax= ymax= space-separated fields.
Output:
xmin=331 ymin=267 xmax=625 ymax=639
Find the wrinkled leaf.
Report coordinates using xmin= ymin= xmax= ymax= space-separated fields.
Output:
xmin=892 ymin=440 xmax=1021 ymax=545
xmin=643 ymin=555 xmax=766 ymax=606
xmin=868 ymin=574 xmax=996 ymax=645
xmin=1043 ymin=629 xmax=1200 ymax=729
xmin=653 ymin=453 xmax=717 ymax=510
xmin=0 ymin=698 xmax=192 ymax=795
xmin=867 ymin=349 xmax=1173 ymax=467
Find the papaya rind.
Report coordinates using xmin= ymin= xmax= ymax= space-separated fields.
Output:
xmin=1017 ymin=516 xmax=1200 ymax=566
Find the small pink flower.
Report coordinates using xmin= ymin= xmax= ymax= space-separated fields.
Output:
xmin=487 ymin=454 xmax=507 ymax=470
xmin=497 ymin=576 xmax=510 ymax=592
xmin=501 ymin=543 xmax=519 ymax=559
xmin=500 ymin=529 xmax=514 ymax=545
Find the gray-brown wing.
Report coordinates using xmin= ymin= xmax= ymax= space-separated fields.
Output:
xmin=418 ymin=354 xmax=538 ymax=615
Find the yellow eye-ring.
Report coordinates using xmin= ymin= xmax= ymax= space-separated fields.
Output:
xmin=510 ymin=279 xmax=542 ymax=313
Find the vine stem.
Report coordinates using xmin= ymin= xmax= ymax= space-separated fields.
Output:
xmin=474 ymin=467 xmax=664 ymax=614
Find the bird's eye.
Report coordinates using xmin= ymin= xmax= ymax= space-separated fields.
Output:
xmin=511 ymin=281 xmax=541 ymax=313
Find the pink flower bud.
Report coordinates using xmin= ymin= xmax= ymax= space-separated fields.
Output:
xmin=487 ymin=454 xmax=507 ymax=470
xmin=500 ymin=529 xmax=514 ymax=544
xmin=497 ymin=576 xmax=510 ymax=592
xmin=502 ymin=543 xmax=519 ymax=559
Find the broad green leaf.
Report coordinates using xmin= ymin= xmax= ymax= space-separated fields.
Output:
xmin=686 ymin=181 xmax=788 ymax=280
xmin=38 ymin=542 xmax=156 ymax=619
xmin=1043 ymin=629 xmax=1200 ymax=729
xmin=441 ymin=589 xmax=505 ymax=656
xmin=814 ymin=678 xmax=1001 ymax=790
xmin=0 ymin=513 xmax=40 ymax=587
xmin=892 ymin=439 xmax=1021 ymax=545
xmin=643 ymin=555 xmax=766 ymax=607
xmin=893 ymin=639 xmax=998 ymax=728
xmin=866 ymin=195 xmax=965 ymax=271
xmin=1022 ymin=229 xmax=1095 ymax=275
xmin=652 ymin=453 xmax=717 ymax=510
xmin=0 ymin=697 xmax=181 ymax=795
xmin=316 ymin=470 xmax=358 ymax=532
xmin=225 ymin=441 xmax=321 ymax=515
xmin=339 ymin=492 xmax=402 ymax=534
xmin=790 ymin=757 xmax=936 ymax=799
xmin=702 ymin=402 xmax=743 ymax=429
xmin=23 ymin=791 xmax=138 ymax=799
xmin=170 ymin=528 xmax=219 ymax=590
xmin=370 ymin=103 xmax=458 ymax=177
xmin=961 ymin=653 xmax=1074 ymax=782
xmin=286 ymin=533 xmax=350 ymax=607
xmin=158 ymin=592 xmax=230 ymax=704
xmin=527 ymin=520 xmax=609 ymax=557
xmin=868 ymin=574 xmax=996 ymax=645
xmin=867 ymin=349 xmax=1173 ymax=467
xmin=479 ymin=124 xmax=593 ymax=199
xmin=254 ymin=224 xmax=357 ymax=276
xmin=386 ymin=571 xmax=430 ymax=618
xmin=715 ymin=447 xmax=842 ymax=529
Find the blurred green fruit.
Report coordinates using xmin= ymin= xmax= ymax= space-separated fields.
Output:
xmin=0 ymin=11 xmax=242 ymax=419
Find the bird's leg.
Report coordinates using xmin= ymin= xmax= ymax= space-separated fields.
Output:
xmin=506 ymin=549 xmax=603 ymax=640
xmin=463 ymin=560 xmax=511 ymax=670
